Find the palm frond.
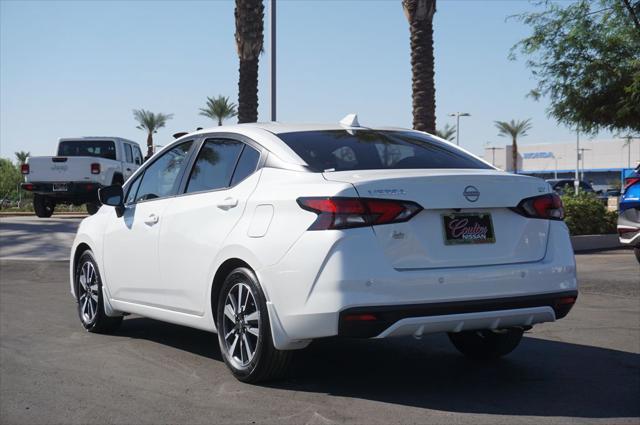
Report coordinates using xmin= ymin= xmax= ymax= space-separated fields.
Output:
xmin=199 ymin=96 xmax=237 ymax=125
xmin=133 ymin=109 xmax=174 ymax=133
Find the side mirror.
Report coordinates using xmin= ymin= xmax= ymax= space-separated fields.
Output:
xmin=98 ymin=185 xmax=125 ymax=217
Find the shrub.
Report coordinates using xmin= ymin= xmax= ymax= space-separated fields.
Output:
xmin=561 ymin=190 xmax=617 ymax=235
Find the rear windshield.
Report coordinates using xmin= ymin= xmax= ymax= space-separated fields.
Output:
xmin=277 ymin=130 xmax=491 ymax=172
xmin=57 ymin=140 xmax=116 ymax=160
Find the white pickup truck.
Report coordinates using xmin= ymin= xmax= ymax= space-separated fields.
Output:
xmin=22 ymin=137 xmax=143 ymax=217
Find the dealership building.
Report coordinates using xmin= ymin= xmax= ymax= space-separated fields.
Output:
xmin=483 ymin=138 xmax=639 ymax=189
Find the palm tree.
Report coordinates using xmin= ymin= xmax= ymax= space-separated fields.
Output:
xmin=199 ymin=96 xmax=238 ymax=126
xmin=15 ymin=151 xmax=30 ymax=165
xmin=235 ymin=0 xmax=264 ymax=123
xmin=435 ymin=124 xmax=456 ymax=141
xmin=403 ymin=0 xmax=437 ymax=134
xmin=494 ymin=119 xmax=532 ymax=173
xmin=133 ymin=109 xmax=174 ymax=159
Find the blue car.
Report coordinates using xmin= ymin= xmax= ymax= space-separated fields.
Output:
xmin=618 ymin=165 xmax=640 ymax=263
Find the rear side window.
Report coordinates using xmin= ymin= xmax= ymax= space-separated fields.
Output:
xmin=185 ymin=139 xmax=244 ymax=193
xmin=277 ymin=130 xmax=491 ymax=172
xmin=135 ymin=141 xmax=193 ymax=202
xmin=57 ymin=140 xmax=116 ymax=160
xmin=230 ymin=145 xmax=260 ymax=186
xmin=124 ymin=144 xmax=133 ymax=163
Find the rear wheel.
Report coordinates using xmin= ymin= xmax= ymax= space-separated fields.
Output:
xmin=216 ymin=267 xmax=291 ymax=383
xmin=448 ymin=328 xmax=524 ymax=359
xmin=33 ymin=194 xmax=54 ymax=218
xmin=634 ymin=247 xmax=640 ymax=264
xmin=75 ymin=250 xmax=122 ymax=333
xmin=86 ymin=202 xmax=100 ymax=215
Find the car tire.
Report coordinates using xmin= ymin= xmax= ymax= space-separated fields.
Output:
xmin=448 ymin=328 xmax=524 ymax=359
xmin=216 ymin=267 xmax=292 ymax=383
xmin=75 ymin=250 xmax=123 ymax=334
xmin=33 ymin=194 xmax=54 ymax=218
xmin=86 ymin=202 xmax=100 ymax=215
xmin=634 ymin=247 xmax=640 ymax=264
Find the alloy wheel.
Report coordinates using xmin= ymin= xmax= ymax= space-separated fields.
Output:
xmin=222 ymin=282 xmax=261 ymax=369
xmin=78 ymin=261 xmax=99 ymax=324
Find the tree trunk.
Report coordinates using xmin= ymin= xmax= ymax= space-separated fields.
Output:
xmin=512 ymin=136 xmax=518 ymax=174
xmin=405 ymin=0 xmax=437 ymax=134
xmin=218 ymin=118 xmax=223 ymax=126
xmin=146 ymin=132 xmax=154 ymax=160
xmin=237 ymin=58 xmax=259 ymax=123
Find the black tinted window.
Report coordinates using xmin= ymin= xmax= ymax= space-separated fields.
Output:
xmin=277 ymin=130 xmax=491 ymax=172
xmin=57 ymin=140 xmax=116 ymax=160
xmin=185 ymin=139 xmax=243 ymax=193
xmin=135 ymin=141 xmax=193 ymax=201
xmin=231 ymin=145 xmax=260 ymax=186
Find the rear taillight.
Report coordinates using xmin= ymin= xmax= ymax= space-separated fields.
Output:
xmin=90 ymin=163 xmax=100 ymax=174
xmin=623 ymin=177 xmax=640 ymax=192
xmin=297 ymin=197 xmax=422 ymax=230
xmin=21 ymin=164 xmax=29 ymax=174
xmin=515 ymin=193 xmax=564 ymax=220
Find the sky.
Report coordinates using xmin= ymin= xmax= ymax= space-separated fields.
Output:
xmin=0 ymin=0 xmax=615 ymax=160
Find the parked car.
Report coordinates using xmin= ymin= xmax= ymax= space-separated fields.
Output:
xmin=21 ymin=137 xmax=143 ymax=217
xmin=70 ymin=121 xmax=577 ymax=382
xmin=546 ymin=179 xmax=595 ymax=195
xmin=617 ymin=165 xmax=640 ymax=262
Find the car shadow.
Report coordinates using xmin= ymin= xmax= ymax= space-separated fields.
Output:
xmin=116 ymin=317 xmax=639 ymax=419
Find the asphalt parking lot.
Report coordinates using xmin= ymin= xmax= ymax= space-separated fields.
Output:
xmin=0 ymin=217 xmax=639 ymax=424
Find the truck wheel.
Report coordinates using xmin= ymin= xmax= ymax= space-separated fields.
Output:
xmin=448 ymin=328 xmax=524 ymax=360
xmin=86 ymin=202 xmax=100 ymax=215
xmin=33 ymin=194 xmax=54 ymax=218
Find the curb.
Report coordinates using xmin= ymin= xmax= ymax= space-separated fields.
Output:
xmin=571 ymin=234 xmax=622 ymax=253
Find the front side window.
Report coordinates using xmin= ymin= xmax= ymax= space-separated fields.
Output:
xmin=133 ymin=146 xmax=143 ymax=165
xmin=134 ymin=141 xmax=193 ymax=202
xmin=185 ymin=139 xmax=244 ymax=193
xmin=125 ymin=174 xmax=142 ymax=204
xmin=57 ymin=140 xmax=116 ymax=160
xmin=277 ymin=130 xmax=491 ymax=172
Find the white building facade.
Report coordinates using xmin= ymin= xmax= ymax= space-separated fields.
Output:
xmin=483 ymin=138 xmax=639 ymax=189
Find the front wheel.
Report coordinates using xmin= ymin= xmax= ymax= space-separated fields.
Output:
xmin=75 ymin=250 xmax=122 ymax=333
xmin=448 ymin=328 xmax=524 ymax=360
xmin=33 ymin=194 xmax=54 ymax=218
xmin=216 ymin=267 xmax=292 ymax=383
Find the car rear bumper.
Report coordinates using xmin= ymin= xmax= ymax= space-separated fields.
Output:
xmin=618 ymin=207 xmax=640 ymax=246
xmin=339 ymin=291 xmax=577 ymax=338
xmin=259 ymin=220 xmax=577 ymax=350
xmin=21 ymin=182 xmax=101 ymax=202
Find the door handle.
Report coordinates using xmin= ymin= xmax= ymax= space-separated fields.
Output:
xmin=144 ymin=213 xmax=159 ymax=225
xmin=217 ymin=197 xmax=238 ymax=210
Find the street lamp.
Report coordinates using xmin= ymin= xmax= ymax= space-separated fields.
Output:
xmin=485 ymin=144 xmax=503 ymax=167
xmin=448 ymin=112 xmax=470 ymax=146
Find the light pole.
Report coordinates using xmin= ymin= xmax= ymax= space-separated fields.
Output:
xmin=575 ymin=126 xmax=580 ymax=194
xmin=448 ymin=112 xmax=470 ymax=146
xmin=270 ymin=0 xmax=276 ymax=122
xmin=486 ymin=146 xmax=503 ymax=167
xmin=578 ymin=148 xmax=591 ymax=181
xmin=553 ymin=154 xmax=562 ymax=179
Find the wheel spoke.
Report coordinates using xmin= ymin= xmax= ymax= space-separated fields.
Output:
xmin=224 ymin=304 xmax=236 ymax=322
xmin=90 ymin=292 xmax=98 ymax=302
xmin=81 ymin=296 xmax=88 ymax=315
xmin=79 ymin=275 xmax=88 ymax=290
xmin=237 ymin=284 xmax=243 ymax=313
xmin=246 ymin=326 xmax=259 ymax=337
xmin=229 ymin=334 xmax=239 ymax=357
xmin=245 ymin=310 xmax=259 ymax=322
xmin=242 ymin=334 xmax=253 ymax=360
xmin=224 ymin=328 xmax=235 ymax=339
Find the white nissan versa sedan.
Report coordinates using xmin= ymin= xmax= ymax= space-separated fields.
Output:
xmin=70 ymin=119 xmax=578 ymax=382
